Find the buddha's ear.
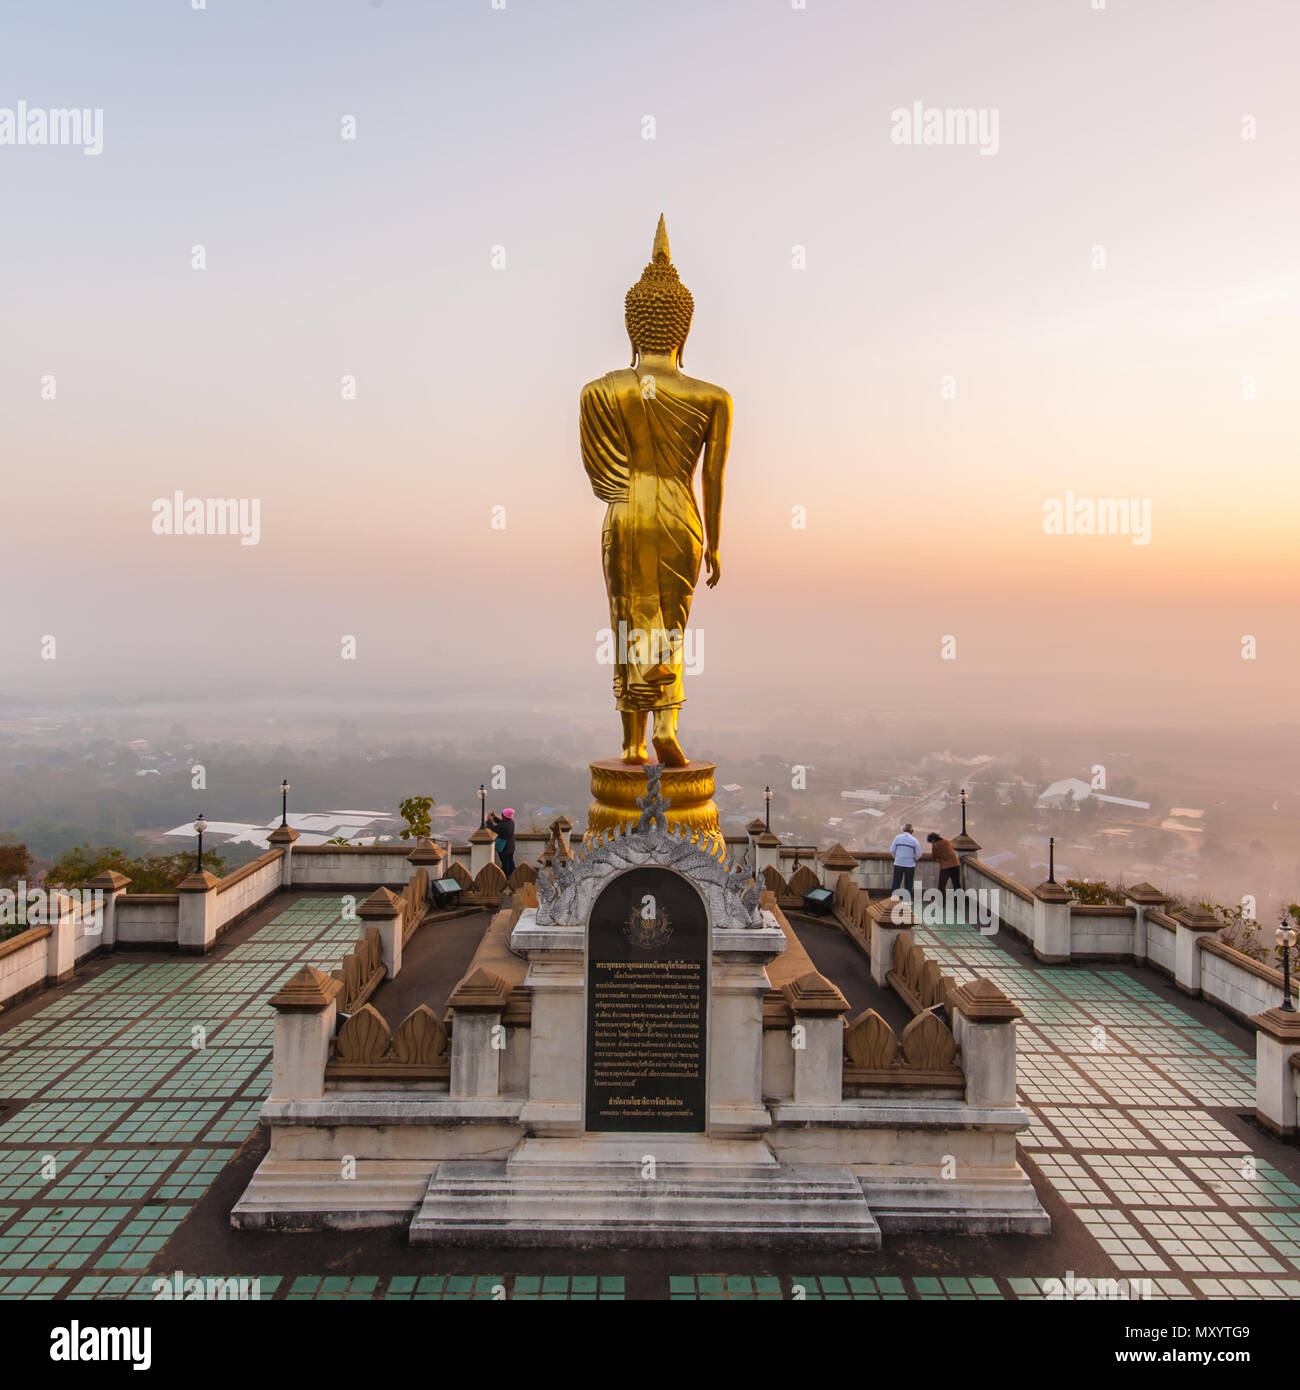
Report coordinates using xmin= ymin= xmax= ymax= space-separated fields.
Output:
xmin=678 ymin=327 xmax=690 ymax=368
xmin=628 ymin=332 xmax=638 ymax=368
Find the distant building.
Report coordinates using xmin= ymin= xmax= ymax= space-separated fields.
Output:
xmin=1038 ymin=779 xmax=1149 ymax=811
xmin=1038 ymin=778 xmax=1092 ymax=805
xmin=161 ymin=808 xmax=398 ymax=849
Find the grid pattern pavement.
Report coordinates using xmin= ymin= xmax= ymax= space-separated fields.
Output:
xmin=915 ymin=918 xmax=1297 ymax=1280
xmin=0 ymin=898 xmax=1296 ymax=1298
xmin=0 ymin=897 xmax=363 ymax=1288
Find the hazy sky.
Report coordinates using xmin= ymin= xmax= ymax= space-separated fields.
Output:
xmin=4 ymin=0 xmax=1298 ymax=739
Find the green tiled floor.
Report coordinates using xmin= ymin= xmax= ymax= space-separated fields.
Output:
xmin=45 ymin=1149 xmax=185 ymax=1203
xmin=0 ymin=1102 xmax=135 ymax=1146
xmin=288 ymin=1274 xmax=501 ymax=1300
xmin=0 ymin=895 xmax=1296 ymax=1300
xmin=790 ymin=1275 xmax=907 ymax=1300
xmin=0 ymin=898 xmax=367 ymax=1289
xmin=916 ymin=916 xmax=1298 ymax=1289
xmin=509 ymin=1275 xmax=624 ymax=1300
xmin=668 ymin=1274 xmax=783 ymax=1300
xmin=97 ymin=1204 xmax=191 ymax=1270
xmin=0 ymin=1205 xmax=132 ymax=1271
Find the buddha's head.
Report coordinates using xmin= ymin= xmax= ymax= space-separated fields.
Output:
xmin=625 ymin=214 xmax=694 ymax=366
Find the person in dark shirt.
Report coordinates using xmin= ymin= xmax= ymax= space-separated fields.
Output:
xmin=927 ymin=832 xmax=961 ymax=899
xmin=486 ymin=808 xmax=516 ymax=877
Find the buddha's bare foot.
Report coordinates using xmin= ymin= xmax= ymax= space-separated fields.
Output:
xmin=620 ymin=711 xmax=647 ymax=764
xmin=651 ymin=708 xmax=688 ymax=767
xmin=652 ymin=735 xmax=688 ymax=767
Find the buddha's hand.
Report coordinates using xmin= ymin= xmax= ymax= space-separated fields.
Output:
xmin=705 ymin=549 xmax=721 ymax=588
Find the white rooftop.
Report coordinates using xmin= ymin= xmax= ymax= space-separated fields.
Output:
xmin=1038 ymin=778 xmax=1092 ymax=802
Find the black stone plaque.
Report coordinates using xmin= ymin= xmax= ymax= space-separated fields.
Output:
xmin=585 ymin=867 xmax=708 ymax=1133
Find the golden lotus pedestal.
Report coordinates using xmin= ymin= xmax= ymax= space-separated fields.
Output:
xmin=586 ymin=759 xmax=722 ymax=856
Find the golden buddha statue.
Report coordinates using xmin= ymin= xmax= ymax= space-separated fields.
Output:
xmin=580 ymin=215 xmax=732 ymax=768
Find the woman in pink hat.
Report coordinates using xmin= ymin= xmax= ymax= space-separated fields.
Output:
xmin=486 ymin=807 xmax=516 ymax=877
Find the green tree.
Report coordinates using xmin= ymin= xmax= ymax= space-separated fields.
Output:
xmin=46 ymin=845 xmax=226 ymax=893
xmin=398 ymin=796 xmax=435 ymax=843
xmin=0 ymin=842 xmax=34 ymax=890
xmin=1196 ymin=900 xmax=1267 ymax=964
xmin=1065 ymin=878 xmax=1124 ymax=905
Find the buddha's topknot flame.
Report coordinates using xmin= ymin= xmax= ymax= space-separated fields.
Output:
xmin=625 ymin=214 xmax=694 ymax=364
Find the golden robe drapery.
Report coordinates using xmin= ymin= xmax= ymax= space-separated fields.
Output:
xmin=580 ymin=369 xmax=711 ymax=713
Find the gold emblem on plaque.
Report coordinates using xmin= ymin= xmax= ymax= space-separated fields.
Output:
xmin=624 ymin=902 xmax=674 ymax=951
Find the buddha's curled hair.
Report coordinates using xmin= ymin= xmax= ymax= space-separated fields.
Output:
xmin=625 ymin=215 xmax=694 ymax=364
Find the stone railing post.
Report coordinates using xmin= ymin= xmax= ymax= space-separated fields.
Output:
xmin=468 ymin=826 xmax=496 ymax=878
xmin=406 ymin=840 xmax=445 ymax=883
xmin=1123 ymin=881 xmax=1173 ymax=964
xmin=951 ymin=978 xmax=1022 ymax=1107
xmin=45 ymin=889 xmax=78 ymax=985
xmin=267 ymin=823 xmax=300 ymax=886
xmin=1173 ymin=907 xmax=1221 ymax=995
xmin=177 ymin=869 xmax=221 ymax=954
xmin=511 ymin=910 xmax=585 ymax=1133
xmin=358 ymin=887 xmax=404 ymax=980
xmin=782 ymin=971 xmax=849 ymax=1105
xmin=269 ymin=966 xmax=341 ymax=1102
xmin=819 ymin=844 xmax=858 ymax=893
xmin=1249 ymin=1008 xmax=1300 ymax=1137
xmin=447 ymin=967 xmax=510 ymax=1100
xmin=1031 ymin=880 xmax=1071 ymax=963
xmin=86 ymin=870 xmax=131 ymax=950
xmin=753 ymin=831 xmax=781 ymax=876
xmin=549 ymin=816 xmax=574 ymax=861
xmin=744 ymin=818 xmax=766 ymax=870
xmin=709 ymin=920 xmax=787 ymax=1134
xmin=952 ymin=832 xmax=982 ymax=869
xmin=867 ymin=896 xmax=914 ymax=987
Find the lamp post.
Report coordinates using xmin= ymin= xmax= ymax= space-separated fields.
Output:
xmin=1276 ymin=919 xmax=1297 ymax=1012
xmin=764 ymin=785 xmax=772 ymax=833
xmin=478 ymin=784 xmax=486 ymax=829
xmin=193 ymin=813 xmax=207 ymax=873
xmin=279 ymin=779 xmax=290 ymax=829
xmin=960 ymin=787 xmax=968 ymax=837
xmin=1048 ymin=835 xmax=1056 ymax=885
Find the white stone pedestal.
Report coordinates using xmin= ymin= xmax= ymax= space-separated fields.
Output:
xmin=410 ymin=821 xmax=882 ymax=1249
xmin=411 ymin=1133 xmax=881 ymax=1249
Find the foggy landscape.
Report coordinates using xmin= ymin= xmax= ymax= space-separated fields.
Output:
xmin=4 ymin=682 xmax=1297 ymax=928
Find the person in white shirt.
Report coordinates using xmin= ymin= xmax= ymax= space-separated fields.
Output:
xmin=889 ymin=823 xmax=922 ymax=899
